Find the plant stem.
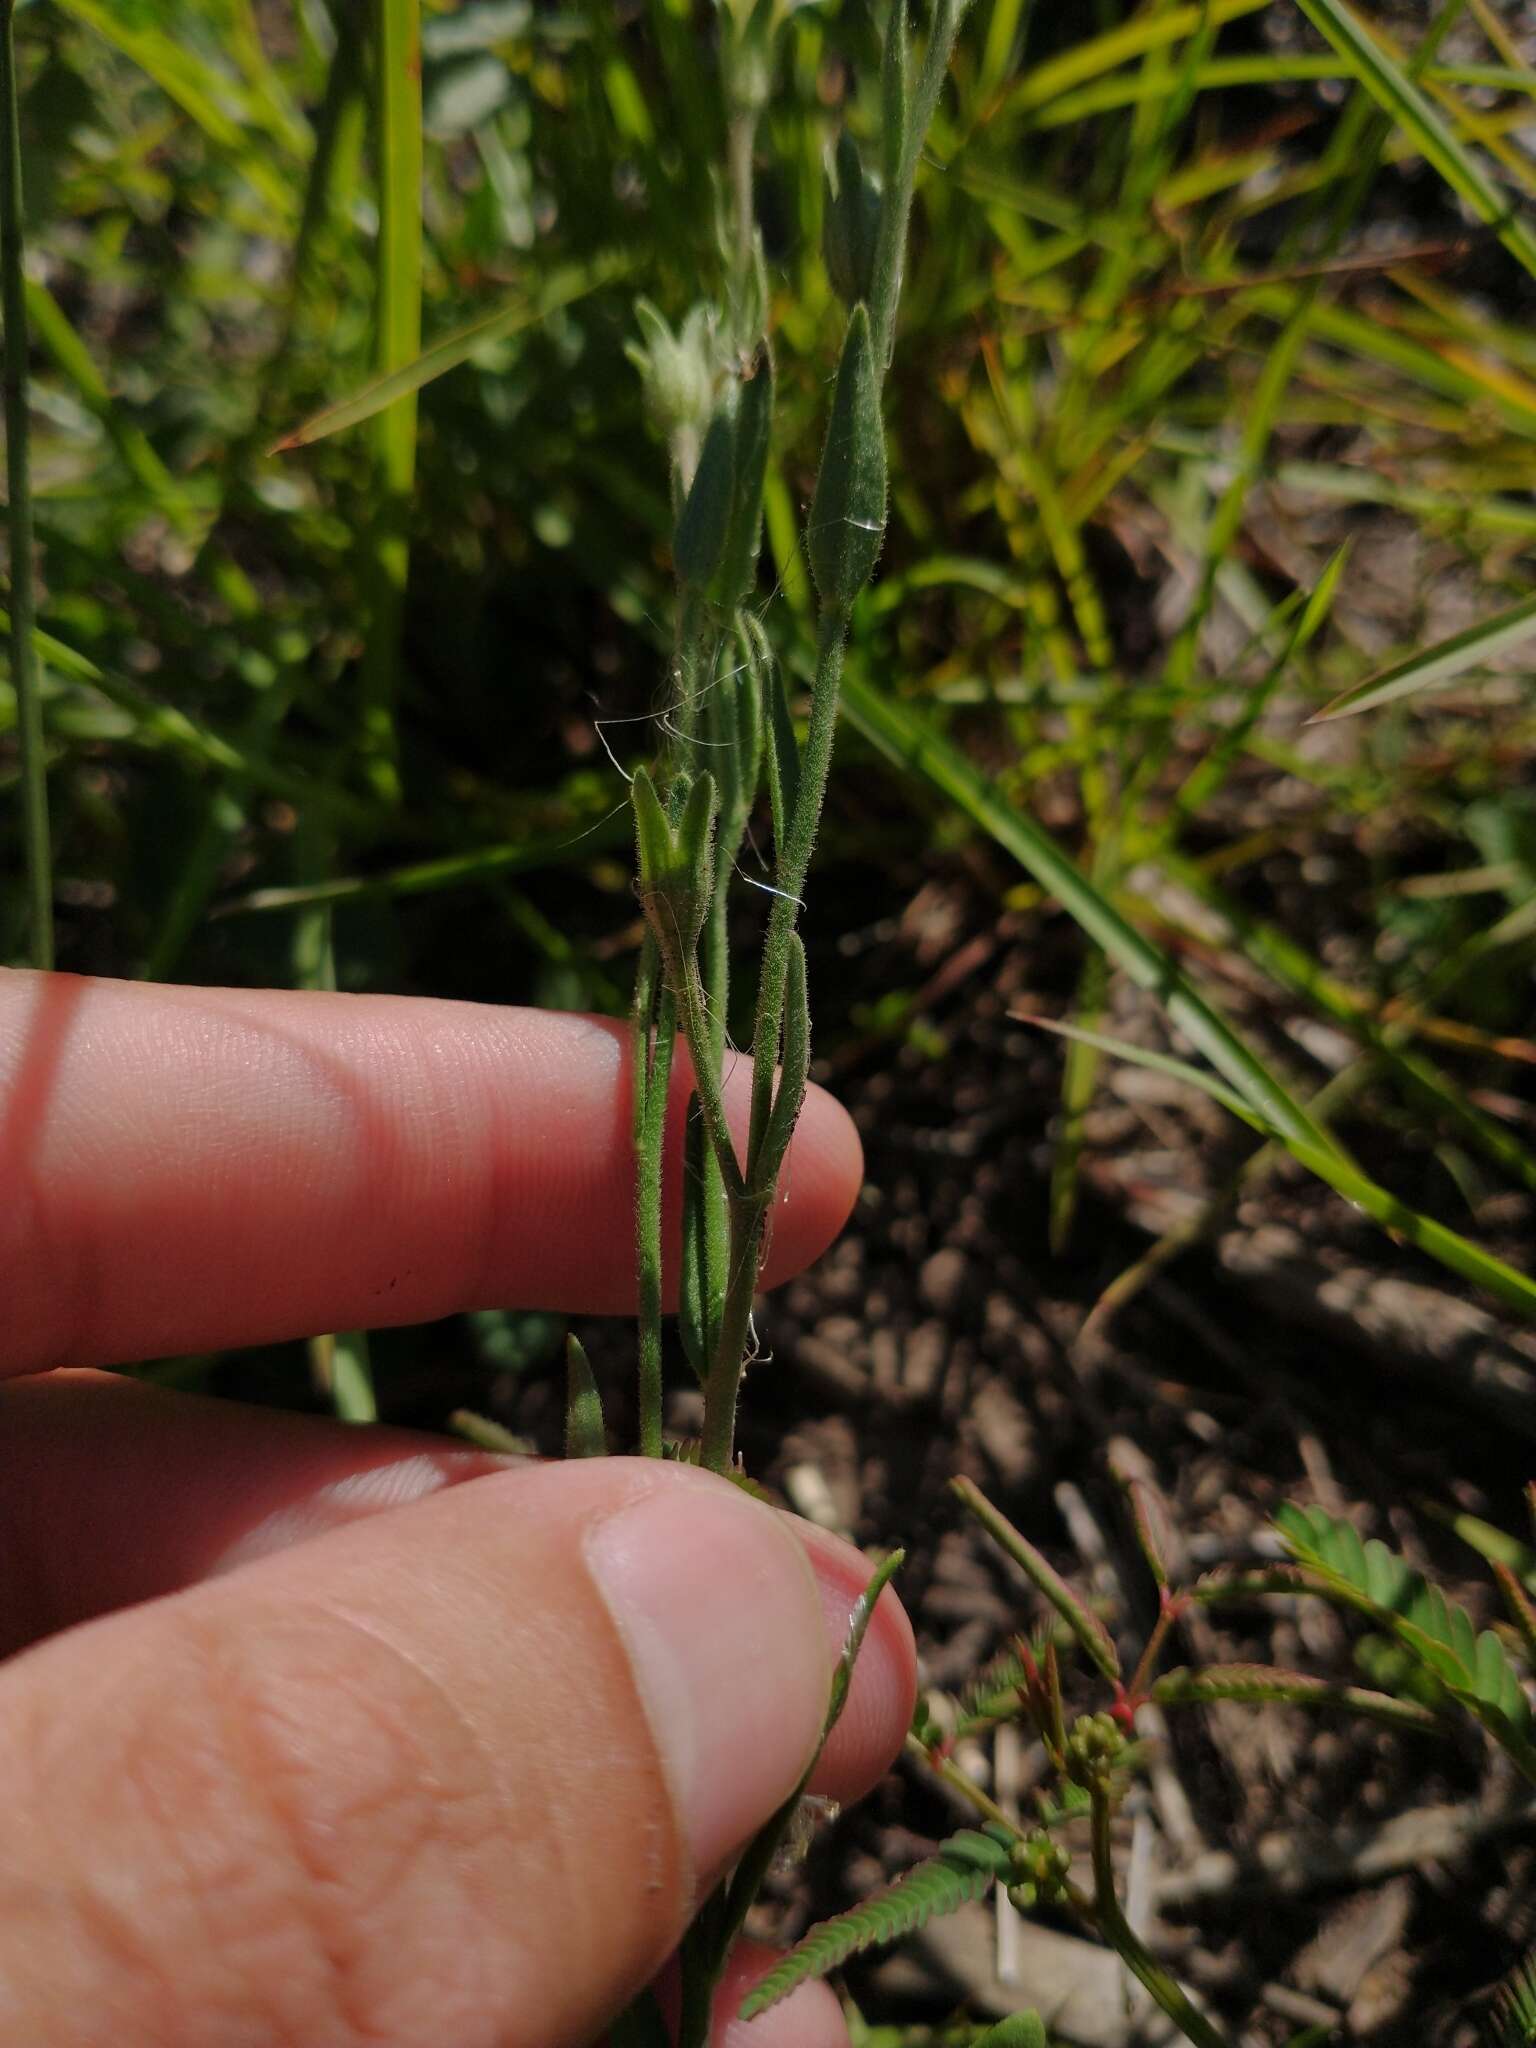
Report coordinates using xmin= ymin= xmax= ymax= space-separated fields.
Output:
xmin=632 ymin=938 xmax=674 ymax=1458
xmin=745 ymin=603 xmax=848 ymax=1166
xmin=696 ymin=606 xmax=848 ymax=1473
xmin=699 ymin=1188 xmax=768 ymax=1472
xmin=726 ymin=109 xmax=756 ymax=286
xmin=1088 ymin=1786 xmax=1233 ymax=2048
xmin=868 ymin=0 xmax=967 ymax=371
xmin=360 ymin=0 xmax=421 ymax=805
xmin=0 ymin=0 xmax=52 ymax=971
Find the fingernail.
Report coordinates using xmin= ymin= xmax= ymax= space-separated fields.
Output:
xmin=585 ymin=1470 xmax=828 ymax=1880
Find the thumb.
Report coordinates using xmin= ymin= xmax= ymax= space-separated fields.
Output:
xmin=0 ymin=1459 xmax=833 ymax=2048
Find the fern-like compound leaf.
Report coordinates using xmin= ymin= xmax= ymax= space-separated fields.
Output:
xmin=1488 ymin=1945 xmax=1536 ymax=2046
xmin=1276 ymin=1504 xmax=1536 ymax=1782
xmin=738 ymin=1828 xmax=1015 ymax=2019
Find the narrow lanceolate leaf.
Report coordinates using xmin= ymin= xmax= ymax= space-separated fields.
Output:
xmin=1312 ymin=587 xmax=1536 ymax=721
xmin=1013 ymin=1011 xmax=1536 ymax=1324
xmin=674 ymin=404 xmax=736 ymax=590
xmin=825 ymin=1548 xmax=904 ymax=1735
xmin=271 ymin=259 xmax=624 ymax=450
xmin=1276 ymin=1505 xmax=1536 ymax=1782
xmin=1151 ymin=1664 xmax=1444 ymax=1735
xmin=564 ymin=1334 xmax=605 ymax=1458
xmin=712 ymin=349 xmax=774 ymax=607
xmin=952 ymin=1477 xmax=1120 ymax=1684
xmin=759 ymin=625 xmax=802 ymax=853
xmin=1294 ymin=0 xmax=1536 ymax=284
xmin=758 ymin=933 xmax=810 ymax=1185
xmin=841 ymin=671 xmax=1328 ymax=1150
xmin=808 ymin=304 xmax=887 ymax=613
xmin=739 ymin=1828 xmax=1014 ymax=2019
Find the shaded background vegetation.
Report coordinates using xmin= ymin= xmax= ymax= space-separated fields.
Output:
xmin=4 ymin=0 xmax=1536 ymax=2036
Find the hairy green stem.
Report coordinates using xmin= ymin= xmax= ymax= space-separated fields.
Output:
xmin=0 ymin=0 xmax=52 ymax=970
xmin=868 ymin=0 xmax=966 ymax=370
xmin=697 ymin=608 xmax=848 ymax=1473
xmin=632 ymin=938 xmax=674 ymax=1458
xmin=745 ymin=604 xmax=848 ymax=1168
xmin=699 ymin=1190 xmax=768 ymax=1472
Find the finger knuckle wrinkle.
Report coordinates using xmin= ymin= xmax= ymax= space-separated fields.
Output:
xmin=199 ymin=1605 xmax=508 ymax=2042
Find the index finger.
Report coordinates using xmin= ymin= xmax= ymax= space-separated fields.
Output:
xmin=0 ymin=971 xmax=861 ymax=1375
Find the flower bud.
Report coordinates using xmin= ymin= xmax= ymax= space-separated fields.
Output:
xmin=626 ymin=300 xmax=720 ymax=456
xmin=807 ymin=302 xmax=887 ymax=613
xmin=822 ymin=130 xmax=881 ymax=307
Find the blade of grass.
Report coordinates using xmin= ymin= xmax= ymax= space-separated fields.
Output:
xmin=213 ymin=804 xmax=630 ymax=918
xmin=51 ymin=0 xmax=300 ymax=219
xmin=294 ymin=810 xmax=377 ymax=1423
xmin=1020 ymin=1014 xmax=1536 ymax=1320
xmin=992 ymin=0 xmax=1269 ymax=123
xmin=1312 ymin=586 xmax=1536 ymax=721
xmin=1 ymin=0 xmax=51 ymax=969
xmin=1154 ymin=855 xmax=1536 ymax=1195
xmin=839 ymin=667 xmax=1332 ymax=1151
xmin=1294 ymin=0 xmax=1536 ymax=283
xmin=273 ymin=256 xmax=628 ymax=450
xmin=1024 ymin=1015 xmax=1536 ymax=1318
xmin=360 ymin=0 xmax=423 ymax=804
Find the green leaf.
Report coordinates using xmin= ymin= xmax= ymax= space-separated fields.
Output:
xmin=1277 ymin=1505 xmax=1536 ymax=1781
xmin=271 ymin=259 xmax=625 ymax=450
xmin=823 ymin=130 xmax=882 ymax=307
xmin=677 ymin=1113 xmax=716 ymax=1384
xmin=841 ymin=671 xmax=1330 ymax=1152
xmin=808 ymin=304 xmax=887 ymax=613
xmin=712 ymin=348 xmax=774 ymax=608
xmin=1294 ymin=0 xmax=1536 ymax=286
xmin=1486 ymin=1946 xmax=1536 ymax=2047
xmin=674 ymin=403 xmax=737 ymax=590
xmin=952 ymin=1477 xmax=1120 ymax=1684
xmin=632 ymin=766 xmax=719 ymax=965
xmin=973 ymin=2016 xmax=1048 ymax=2048
xmin=761 ymin=628 xmax=802 ymax=854
xmin=739 ymin=1827 xmax=1015 ymax=2019
xmin=564 ymin=1334 xmax=605 ymax=1459
xmin=1312 ymin=587 xmax=1536 ymax=722
xmin=825 ymin=1547 xmax=904 ymax=1736
xmin=1151 ymin=1663 xmax=1443 ymax=1735
xmin=758 ymin=933 xmax=810 ymax=1185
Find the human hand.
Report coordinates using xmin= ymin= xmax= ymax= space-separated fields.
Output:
xmin=0 ymin=971 xmax=916 ymax=2047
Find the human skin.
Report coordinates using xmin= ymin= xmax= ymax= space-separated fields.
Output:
xmin=0 ymin=972 xmax=916 ymax=2048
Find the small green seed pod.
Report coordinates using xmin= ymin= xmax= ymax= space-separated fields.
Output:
xmin=808 ymin=302 xmax=887 ymax=612
xmin=822 ymin=131 xmax=881 ymax=307
xmin=632 ymin=765 xmax=719 ymax=968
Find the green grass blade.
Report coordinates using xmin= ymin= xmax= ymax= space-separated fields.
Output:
xmin=1294 ymin=0 xmax=1536 ymax=283
xmin=1312 ymin=586 xmax=1536 ymax=721
xmin=1048 ymin=941 xmax=1106 ymax=1254
xmin=1022 ymin=1016 xmax=1536 ymax=1321
xmin=1 ymin=0 xmax=51 ymax=970
xmin=271 ymin=257 xmax=628 ymax=451
xmin=360 ymin=0 xmax=424 ymax=802
xmin=840 ymin=670 xmax=1330 ymax=1150
xmin=51 ymin=0 xmax=299 ymax=218
xmin=998 ymin=0 xmax=1268 ymax=119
